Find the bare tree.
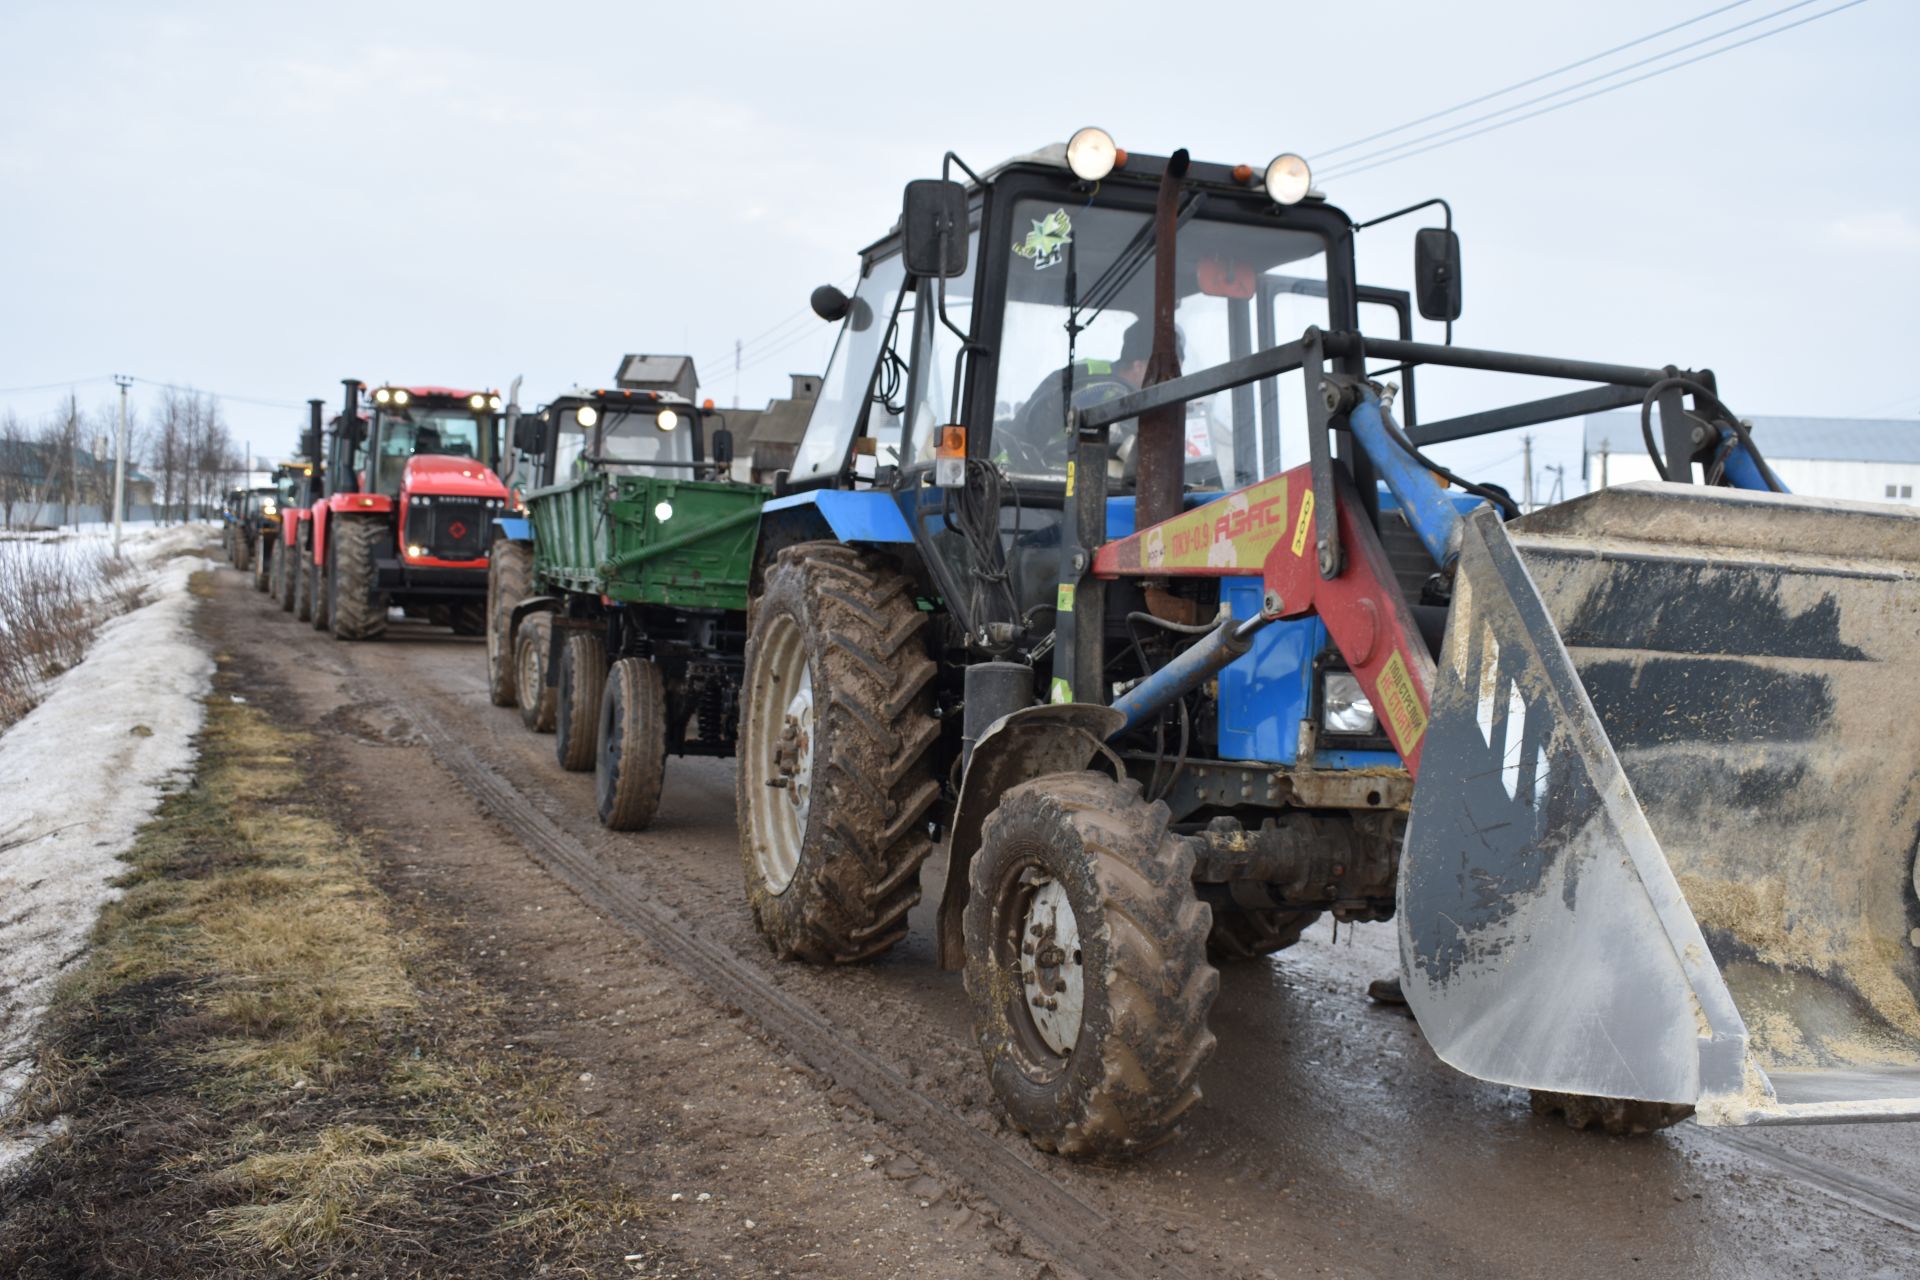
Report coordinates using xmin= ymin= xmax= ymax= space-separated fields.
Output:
xmin=0 ymin=409 xmax=30 ymax=529
xmin=155 ymin=389 xmax=186 ymax=524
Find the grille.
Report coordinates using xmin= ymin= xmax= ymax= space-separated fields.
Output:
xmin=414 ymin=498 xmax=490 ymax=560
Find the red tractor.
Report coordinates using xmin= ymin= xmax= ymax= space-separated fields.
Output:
xmin=299 ymin=378 xmax=510 ymax=641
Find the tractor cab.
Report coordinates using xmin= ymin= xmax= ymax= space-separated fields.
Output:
xmin=515 ymin=390 xmax=724 ymax=489
xmin=364 ymin=384 xmax=503 ymax=497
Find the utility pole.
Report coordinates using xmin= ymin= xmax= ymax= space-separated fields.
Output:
xmin=113 ymin=375 xmax=132 ymax=555
xmin=733 ymin=338 xmax=742 ymax=409
xmin=1521 ymin=434 xmax=1534 ymax=513
xmin=1599 ymin=443 xmax=1609 ymax=490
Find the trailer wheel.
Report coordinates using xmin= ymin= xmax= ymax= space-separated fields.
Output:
xmin=555 ymin=628 xmax=607 ymax=771
xmin=252 ymin=534 xmax=272 ymax=592
xmin=329 ymin=516 xmax=388 ymax=641
xmin=487 ymin=540 xmax=532 ymax=705
xmin=1530 ymin=1091 xmax=1694 ymax=1135
xmin=596 ymin=657 xmax=667 ymax=831
xmin=516 ymin=614 xmax=557 ymax=733
xmin=737 ymin=544 xmax=939 ymax=964
xmin=294 ymin=530 xmax=316 ymax=623
xmin=1206 ymin=907 xmax=1320 ymax=961
xmin=964 ymin=771 xmax=1217 ymax=1157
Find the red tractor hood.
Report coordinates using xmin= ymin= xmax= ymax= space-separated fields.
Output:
xmin=403 ymin=454 xmax=509 ymax=498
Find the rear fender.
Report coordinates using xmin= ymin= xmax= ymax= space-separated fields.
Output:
xmin=935 ymin=703 xmax=1126 ymax=970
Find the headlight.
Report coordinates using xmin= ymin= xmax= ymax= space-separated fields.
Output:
xmin=654 ymin=500 xmax=673 ymax=522
xmin=576 ymin=404 xmax=599 ymax=428
xmin=1322 ymin=672 xmax=1378 ymax=735
xmin=393 ymin=388 xmax=410 ymax=406
xmin=374 ymin=387 xmax=392 ymax=404
xmin=469 ymin=393 xmax=486 ymax=410
xmin=1066 ymin=126 xmax=1119 ymax=182
xmin=488 ymin=394 xmax=503 ymax=410
xmin=1263 ymin=153 xmax=1312 ymax=206
xmin=260 ymin=499 xmax=277 ymax=515
xmin=656 ymin=409 xmax=678 ymax=432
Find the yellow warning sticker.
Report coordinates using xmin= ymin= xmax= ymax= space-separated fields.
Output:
xmin=1065 ymin=460 xmax=1075 ymax=497
xmin=1049 ymin=676 xmax=1074 ymax=705
xmin=1375 ymin=649 xmax=1429 ymax=753
xmin=1056 ymin=583 xmax=1076 ymax=613
xmin=1290 ymin=489 xmax=1316 ymax=557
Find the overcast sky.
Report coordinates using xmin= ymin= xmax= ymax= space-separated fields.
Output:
xmin=2 ymin=0 xmax=1913 ymax=495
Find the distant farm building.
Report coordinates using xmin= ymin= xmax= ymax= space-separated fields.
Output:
xmin=1583 ymin=414 xmax=1920 ymax=504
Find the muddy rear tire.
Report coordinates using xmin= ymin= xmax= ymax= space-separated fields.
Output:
xmin=516 ymin=614 xmax=557 ymax=733
xmin=964 ymin=771 xmax=1217 ymax=1157
xmin=1530 ymin=1091 xmax=1694 ymax=1135
xmin=596 ymin=656 xmax=667 ymax=831
xmin=555 ymin=628 xmax=607 ymax=771
xmin=329 ymin=516 xmax=388 ymax=641
xmin=737 ymin=544 xmax=939 ymax=964
xmin=252 ymin=534 xmax=272 ymax=592
xmin=1206 ymin=907 xmax=1320 ymax=961
xmin=487 ymin=540 xmax=532 ymax=705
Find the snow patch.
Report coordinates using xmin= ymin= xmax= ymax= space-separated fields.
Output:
xmin=0 ymin=526 xmax=216 ymax=1179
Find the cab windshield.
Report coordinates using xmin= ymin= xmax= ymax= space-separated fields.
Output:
xmin=371 ymin=408 xmax=489 ymax=493
xmin=991 ymin=196 xmax=1331 ymax=490
xmin=599 ymin=408 xmax=697 ymax=474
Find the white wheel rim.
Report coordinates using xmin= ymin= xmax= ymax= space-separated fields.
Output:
xmin=1020 ymin=878 xmax=1084 ymax=1056
xmin=517 ymin=632 xmax=541 ymax=705
xmin=747 ymin=612 xmax=814 ymax=894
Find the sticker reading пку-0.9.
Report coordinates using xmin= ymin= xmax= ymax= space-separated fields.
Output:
xmin=1013 ymin=209 xmax=1072 ymax=270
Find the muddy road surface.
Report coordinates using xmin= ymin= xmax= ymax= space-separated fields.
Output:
xmin=207 ymin=566 xmax=1920 ymax=1279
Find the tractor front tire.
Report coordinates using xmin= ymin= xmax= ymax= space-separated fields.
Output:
xmin=487 ymin=540 xmax=533 ymax=705
xmin=328 ymin=516 xmax=388 ymax=641
xmin=252 ymin=534 xmax=272 ymax=592
xmin=1530 ymin=1091 xmax=1694 ymax=1135
xmin=963 ymin=771 xmax=1217 ymax=1157
xmin=596 ymin=657 xmax=667 ymax=831
xmin=451 ymin=601 xmax=485 ymax=636
xmin=293 ymin=532 xmax=316 ymax=623
xmin=271 ymin=536 xmax=289 ymax=608
xmin=516 ymin=614 xmax=557 ymax=733
xmin=555 ymin=628 xmax=607 ymax=772
xmin=737 ymin=544 xmax=939 ymax=964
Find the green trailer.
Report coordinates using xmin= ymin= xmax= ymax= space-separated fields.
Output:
xmin=487 ymin=359 xmax=766 ymax=831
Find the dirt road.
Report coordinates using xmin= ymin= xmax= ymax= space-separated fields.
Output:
xmin=206 ymin=565 xmax=1920 ymax=1279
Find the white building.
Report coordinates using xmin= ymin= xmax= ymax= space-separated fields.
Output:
xmin=1582 ymin=414 xmax=1920 ymax=504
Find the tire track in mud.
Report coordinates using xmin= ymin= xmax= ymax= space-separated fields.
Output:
xmin=1701 ymin=1129 xmax=1920 ymax=1235
xmin=399 ymin=693 xmax=1199 ymax=1280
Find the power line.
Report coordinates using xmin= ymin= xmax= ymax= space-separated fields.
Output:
xmin=129 ymin=378 xmax=306 ymax=411
xmin=1324 ymin=0 xmax=1868 ymax=181
xmin=1321 ymin=0 xmax=1832 ymax=178
xmin=0 ymin=375 xmax=114 ymax=396
xmin=1315 ymin=0 xmax=1762 ymax=160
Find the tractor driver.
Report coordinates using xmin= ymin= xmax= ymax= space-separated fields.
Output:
xmin=998 ymin=318 xmax=1181 ymax=482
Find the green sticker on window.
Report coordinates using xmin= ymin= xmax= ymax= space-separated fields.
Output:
xmin=1013 ymin=209 xmax=1072 ymax=270
xmin=1049 ymin=676 xmax=1074 ymax=705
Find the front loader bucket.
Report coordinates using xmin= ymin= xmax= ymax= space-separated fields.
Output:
xmin=1399 ymin=483 xmax=1920 ymax=1125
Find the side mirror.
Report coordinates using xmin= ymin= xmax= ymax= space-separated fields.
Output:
xmin=711 ymin=425 xmax=734 ymax=468
xmin=1414 ymin=228 xmax=1462 ymax=323
xmin=810 ymin=284 xmax=851 ymax=322
xmin=514 ymin=416 xmax=547 ymax=457
xmin=901 ymin=178 xmax=969 ymax=279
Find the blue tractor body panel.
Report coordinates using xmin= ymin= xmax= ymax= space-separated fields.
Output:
xmin=763 ymin=489 xmax=915 ymax=543
xmin=492 ymin=515 xmax=533 ymax=543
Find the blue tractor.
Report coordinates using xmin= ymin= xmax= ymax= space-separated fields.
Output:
xmin=736 ymin=130 xmax=1920 ymax=1156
